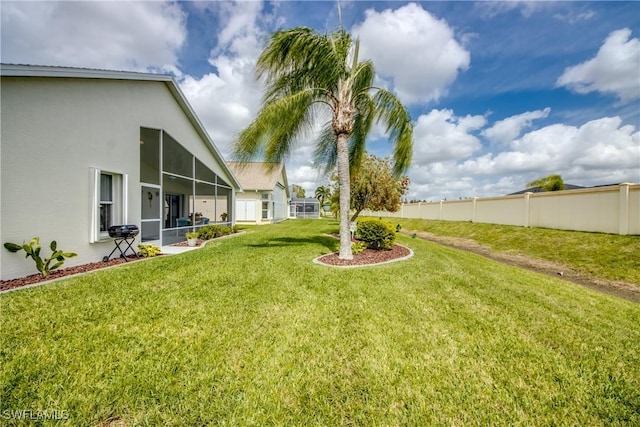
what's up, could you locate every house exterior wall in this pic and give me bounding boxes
[1,76,237,280]
[273,184,288,222]
[362,183,639,235]
[234,168,289,225]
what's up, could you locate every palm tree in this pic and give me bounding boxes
[233,27,413,259]
[314,185,332,216]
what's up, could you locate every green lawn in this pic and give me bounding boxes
[1,219,639,425]
[392,218,640,285]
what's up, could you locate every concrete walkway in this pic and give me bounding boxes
[160,244,201,255]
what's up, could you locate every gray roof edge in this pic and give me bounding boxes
[0,63,173,82]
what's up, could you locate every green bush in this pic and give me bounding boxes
[138,243,161,257]
[197,225,235,240]
[356,219,396,250]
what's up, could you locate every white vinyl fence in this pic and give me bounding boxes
[362,183,640,235]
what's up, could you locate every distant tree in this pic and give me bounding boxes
[314,185,331,216]
[292,184,306,198]
[331,153,409,221]
[527,174,565,191]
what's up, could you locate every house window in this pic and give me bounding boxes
[91,168,127,242]
[100,173,113,233]
[261,193,271,219]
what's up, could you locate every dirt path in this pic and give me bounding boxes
[404,230,640,304]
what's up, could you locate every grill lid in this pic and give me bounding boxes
[108,225,139,238]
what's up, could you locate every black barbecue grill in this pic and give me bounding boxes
[103,225,140,262]
[108,225,139,238]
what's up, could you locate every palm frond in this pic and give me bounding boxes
[349,96,374,174]
[312,123,338,173]
[372,89,414,176]
[257,27,349,100]
[234,89,316,164]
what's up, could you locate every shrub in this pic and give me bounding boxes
[356,219,396,250]
[197,225,235,240]
[138,243,161,257]
[185,231,199,240]
[4,237,77,277]
[351,241,367,255]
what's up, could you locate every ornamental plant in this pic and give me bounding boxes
[197,225,235,240]
[137,243,161,257]
[356,219,396,250]
[351,241,367,255]
[4,237,77,277]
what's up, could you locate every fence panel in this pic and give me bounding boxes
[529,187,620,233]
[475,195,525,226]
[629,186,640,235]
[362,183,639,235]
[441,199,473,221]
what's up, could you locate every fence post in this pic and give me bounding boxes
[523,192,532,228]
[472,197,478,223]
[619,183,630,235]
[439,200,444,220]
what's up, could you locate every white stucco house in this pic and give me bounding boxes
[227,162,290,224]
[0,64,242,281]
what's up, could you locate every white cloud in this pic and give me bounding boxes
[405,113,639,200]
[352,2,470,105]
[556,28,640,102]
[459,116,639,182]
[553,10,595,25]
[475,1,550,19]
[412,109,485,163]
[179,1,267,156]
[0,1,186,75]
[481,108,551,146]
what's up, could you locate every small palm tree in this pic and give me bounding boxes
[314,185,332,216]
[234,27,413,259]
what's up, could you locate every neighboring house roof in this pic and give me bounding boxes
[0,63,242,190]
[508,184,585,195]
[227,162,290,196]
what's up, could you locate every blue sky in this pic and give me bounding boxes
[2,1,639,200]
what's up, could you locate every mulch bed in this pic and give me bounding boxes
[317,244,411,267]
[0,256,142,292]
[316,233,412,267]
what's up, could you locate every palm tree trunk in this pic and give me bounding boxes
[337,133,353,259]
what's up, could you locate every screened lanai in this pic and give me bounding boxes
[140,127,234,245]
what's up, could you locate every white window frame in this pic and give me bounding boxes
[90,167,128,243]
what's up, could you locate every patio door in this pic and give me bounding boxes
[140,184,162,245]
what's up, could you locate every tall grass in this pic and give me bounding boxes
[1,219,638,425]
